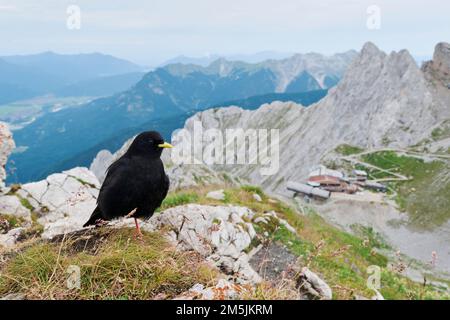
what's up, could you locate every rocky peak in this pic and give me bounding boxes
[424,42,450,84]
[168,42,449,194]
[359,41,386,60]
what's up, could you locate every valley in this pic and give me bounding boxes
[5,51,351,184]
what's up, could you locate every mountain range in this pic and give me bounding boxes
[161,51,296,66]
[7,50,356,183]
[0,52,146,104]
[175,42,450,192]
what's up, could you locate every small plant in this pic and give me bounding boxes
[158,193,199,211]
[335,144,364,156]
[241,185,265,198]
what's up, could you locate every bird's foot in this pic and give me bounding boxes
[133,217,144,242]
[133,230,144,242]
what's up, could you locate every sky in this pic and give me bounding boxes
[0,0,449,66]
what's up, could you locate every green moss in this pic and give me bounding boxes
[431,122,450,141]
[335,144,365,156]
[157,193,199,211]
[0,214,25,229]
[240,185,266,198]
[222,173,233,184]
[74,178,97,188]
[18,196,34,211]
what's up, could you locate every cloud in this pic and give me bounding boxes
[0,0,448,65]
[0,5,17,11]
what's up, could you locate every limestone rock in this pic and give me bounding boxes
[0,195,31,220]
[0,227,25,248]
[89,150,114,183]
[170,42,450,194]
[0,293,25,300]
[206,189,225,201]
[179,279,241,300]
[423,42,450,84]
[298,267,332,300]
[17,167,100,239]
[0,122,15,188]
[138,204,260,284]
[252,193,262,202]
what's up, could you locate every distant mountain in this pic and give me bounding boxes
[161,51,294,66]
[176,42,450,194]
[7,50,356,183]
[163,50,358,92]
[285,71,321,92]
[54,72,146,97]
[2,52,144,83]
[161,55,221,67]
[212,89,328,110]
[0,58,63,103]
[0,53,146,105]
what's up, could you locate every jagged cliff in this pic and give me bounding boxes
[167,42,450,193]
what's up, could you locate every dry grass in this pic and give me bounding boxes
[0,228,217,300]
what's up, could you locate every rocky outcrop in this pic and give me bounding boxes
[297,267,333,300]
[138,204,261,284]
[0,167,100,246]
[168,42,450,193]
[423,42,450,85]
[0,195,31,220]
[0,122,15,188]
[89,150,113,184]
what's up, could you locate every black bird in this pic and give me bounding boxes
[83,131,173,237]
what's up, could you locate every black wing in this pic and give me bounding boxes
[96,157,145,219]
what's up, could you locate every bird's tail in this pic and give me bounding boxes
[83,206,102,227]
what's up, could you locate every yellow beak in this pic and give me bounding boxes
[158,142,173,149]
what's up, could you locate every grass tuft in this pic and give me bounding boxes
[0,228,216,299]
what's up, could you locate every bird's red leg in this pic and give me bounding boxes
[134,218,143,240]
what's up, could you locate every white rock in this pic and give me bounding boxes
[89,150,114,183]
[46,173,67,187]
[252,193,262,202]
[0,227,25,248]
[63,167,101,188]
[141,204,260,284]
[16,167,100,240]
[299,267,332,300]
[0,122,15,187]
[0,195,31,220]
[206,190,225,201]
[0,293,25,300]
[21,180,48,202]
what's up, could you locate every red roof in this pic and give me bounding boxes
[308,175,341,186]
